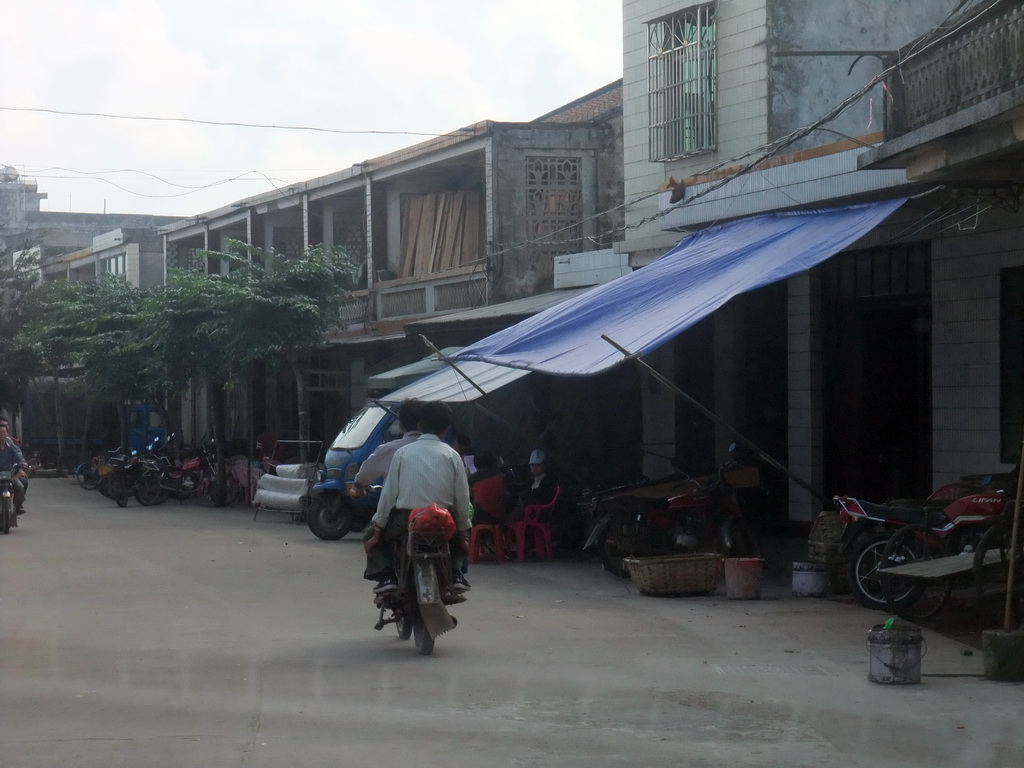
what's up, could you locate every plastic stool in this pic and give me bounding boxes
[469,524,507,564]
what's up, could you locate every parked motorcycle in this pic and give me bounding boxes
[96,446,148,507]
[372,503,463,656]
[584,451,761,578]
[835,485,1008,611]
[135,441,238,506]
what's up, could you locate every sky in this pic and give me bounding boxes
[2,0,623,218]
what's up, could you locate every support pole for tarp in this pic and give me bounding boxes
[601,334,828,502]
[1005,437,1024,631]
[419,335,488,398]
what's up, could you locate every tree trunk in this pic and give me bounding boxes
[209,380,228,506]
[79,400,94,464]
[52,369,65,475]
[290,358,309,463]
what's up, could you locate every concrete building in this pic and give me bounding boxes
[60,228,168,288]
[0,166,180,276]
[159,83,624,449]
[617,0,1024,525]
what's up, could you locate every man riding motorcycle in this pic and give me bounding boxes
[362,401,472,595]
[0,422,29,515]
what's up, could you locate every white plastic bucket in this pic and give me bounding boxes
[792,561,827,597]
[867,625,924,684]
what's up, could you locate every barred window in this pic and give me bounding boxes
[525,156,582,259]
[648,4,717,161]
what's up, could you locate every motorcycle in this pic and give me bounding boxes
[96,446,148,507]
[584,451,761,578]
[835,484,1008,611]
[135,441,239,506]
[0,465,27,534]
[372,503,464,656]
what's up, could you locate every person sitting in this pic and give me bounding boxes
[513,449,559,521]
[349,398,423,498]
[468,452,508,526]
[453,433,476,475]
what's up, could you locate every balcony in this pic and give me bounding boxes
[337,266,487,329]
[886,1,1024,138]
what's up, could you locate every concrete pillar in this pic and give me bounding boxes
[321,203,334,251]
[302,193,310,251]
[788,272,825,523]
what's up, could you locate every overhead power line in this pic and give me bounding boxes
[0,105,461,138]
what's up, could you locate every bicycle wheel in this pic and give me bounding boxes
[881,524,952,620]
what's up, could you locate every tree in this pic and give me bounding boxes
[20,276,156,470]
[0,238,41,419]
[142,241,354,465]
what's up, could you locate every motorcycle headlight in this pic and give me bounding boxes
[344,462,360,482]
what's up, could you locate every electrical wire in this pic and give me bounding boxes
[0,105,463,138]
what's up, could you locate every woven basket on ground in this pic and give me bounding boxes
[808,510,849,594]
[624,553,722,597]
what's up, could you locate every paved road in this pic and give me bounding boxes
[0,478,1021,767]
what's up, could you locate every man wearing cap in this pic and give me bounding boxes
[520,448,558,511]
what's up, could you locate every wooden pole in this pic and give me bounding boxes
[601,334,828,502]
[1004,437,1024,631]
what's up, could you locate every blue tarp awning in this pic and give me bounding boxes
[450,199,905,376]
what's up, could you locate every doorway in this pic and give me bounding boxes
[822,243,932,500]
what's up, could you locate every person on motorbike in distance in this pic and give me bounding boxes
[362,400,472,594]
[349,398,423,499]
[0,422,29,515]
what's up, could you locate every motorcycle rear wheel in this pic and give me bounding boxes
[135,473,169,506]
[880,524,950,620]
[848,531,905,610]
[413,619,435,655]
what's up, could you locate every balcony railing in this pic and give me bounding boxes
[336,267,487,329]
[887,0,1024,137]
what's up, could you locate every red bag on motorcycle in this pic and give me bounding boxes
[408,503,456,538]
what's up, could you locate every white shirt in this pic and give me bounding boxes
[372,434,472,531]
[353,430,421,487]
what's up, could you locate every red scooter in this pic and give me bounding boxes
[835,484,1007,610]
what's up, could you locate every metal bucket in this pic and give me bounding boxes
[792,561,827,597]
[867,625,924,684]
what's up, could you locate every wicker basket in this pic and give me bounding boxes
[624,553,722,597]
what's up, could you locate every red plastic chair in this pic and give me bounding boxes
[510,486,560,561]
[469,524,508,564]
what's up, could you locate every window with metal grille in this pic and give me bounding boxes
[525,156,582,259]
[648,4,717,161]
[821,242,930,300]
